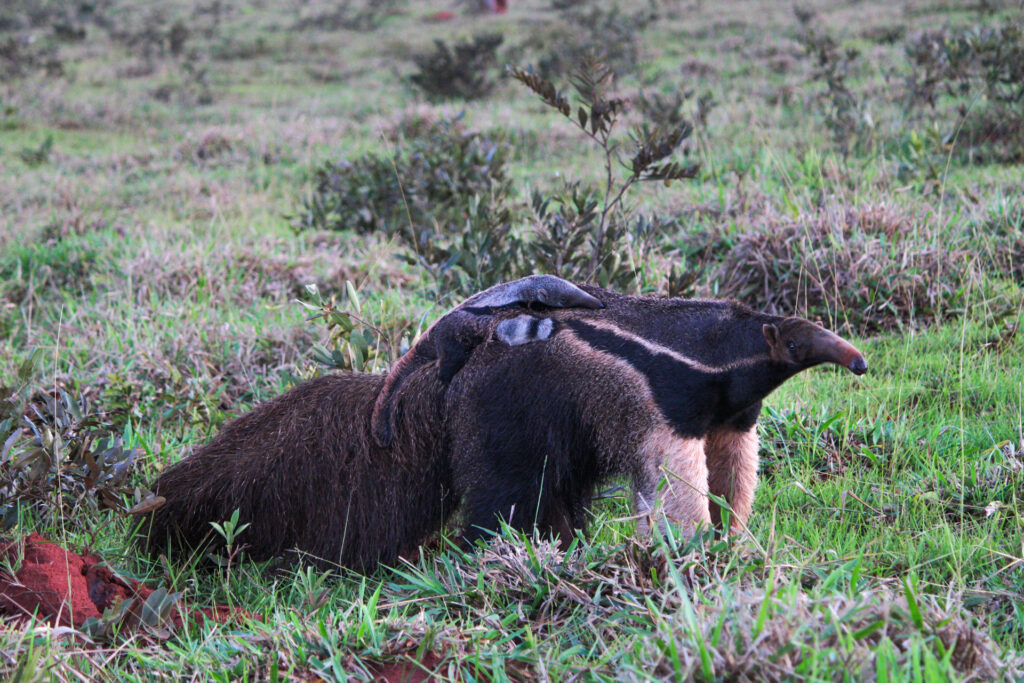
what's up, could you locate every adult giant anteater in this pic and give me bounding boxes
[443,285,867,545]
[140,279,865,569]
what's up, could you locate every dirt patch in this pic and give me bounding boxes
[0,533,243,631]
[369,651,445,683]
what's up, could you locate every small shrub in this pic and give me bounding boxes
[509,53,699,290]
[168,20,189,56]
[522,4,655,79]
[797,24,871,155]
[296,117,511,243]
[409,33,504,102]
[151,54,215,105]
[906,22,1024,109]
[1,353,138,529]
[905,20,1024,163]
[16,134,54,167]
[0,34,63,79]
[107,9,175,64]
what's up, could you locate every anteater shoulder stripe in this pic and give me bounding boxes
[564,319,712,438]
[568,318,771,373]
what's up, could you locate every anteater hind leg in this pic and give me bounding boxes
[635,426,711,538]
[704,423,759,532]
[460,474,567,548]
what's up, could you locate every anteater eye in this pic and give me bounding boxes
[787,341,796,351]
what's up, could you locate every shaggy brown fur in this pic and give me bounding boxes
[140,276,601,570]
[140,368,453,571]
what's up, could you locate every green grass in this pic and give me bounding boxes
[2,0,1023,679]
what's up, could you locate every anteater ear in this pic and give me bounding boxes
[762,323,780,348]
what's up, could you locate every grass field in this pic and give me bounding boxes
[1,0,1023,679]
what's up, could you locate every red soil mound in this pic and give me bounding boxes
[370,651,445,683]
[0,533,243,630]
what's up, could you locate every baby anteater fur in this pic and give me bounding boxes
[371,275,602,448]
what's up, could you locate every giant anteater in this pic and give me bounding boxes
[139,279,865,569]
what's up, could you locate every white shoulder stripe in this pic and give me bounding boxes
[495,315,556,347]
[576,319,769,373]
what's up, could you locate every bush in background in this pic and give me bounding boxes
[521,3,655,79]
[409,33,504,102]
[905,19,1024,164]
[700,203,1021,335]
[297,117,511,243]
[510,53,699,290]
[1,352,138,531]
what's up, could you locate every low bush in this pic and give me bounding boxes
[510,53,699,291]
[0,34,63,79]
[797,24,871,155]
[297,117,511,245]
[1,353,138,530]
[698,203,1018,334]
[151,54,215,105]
[408,33,504,102]
[905,19,1024,164]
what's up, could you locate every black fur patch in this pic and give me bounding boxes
[458,305,498,316]
[565,320,717,438]
[528,317,541,338]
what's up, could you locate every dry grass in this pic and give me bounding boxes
[379,534,1024,681]
[694,201,1015,334]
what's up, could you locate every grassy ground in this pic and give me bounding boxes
[1,0,1023,679]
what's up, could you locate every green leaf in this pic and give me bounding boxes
[903,574,924,630]
[345,280,361,313]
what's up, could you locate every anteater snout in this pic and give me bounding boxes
[848,356,868,375]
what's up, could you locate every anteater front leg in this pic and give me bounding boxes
[704,412,760,532]
[635,426,711,538]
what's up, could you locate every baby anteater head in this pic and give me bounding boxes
[460,274,604,311]
[762,318,867,375]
